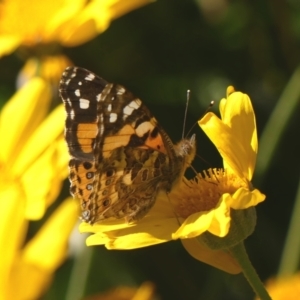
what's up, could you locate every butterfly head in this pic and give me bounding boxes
[174,134,196,167]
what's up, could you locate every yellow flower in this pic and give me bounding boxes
[0,77,68,220]
[0,196,78,300]
[79,86,265,274]
[172,86,265,242]
[0,0,153,57]
[199,86,257,186]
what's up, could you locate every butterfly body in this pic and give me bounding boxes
[59,67,195,223]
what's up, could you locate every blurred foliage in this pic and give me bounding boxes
[1,0,299,299]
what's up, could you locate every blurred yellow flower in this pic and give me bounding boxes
[0,77,68,219]
[0,0,153,57]
[17,55,73,89]
[254,273,300,300]
[1,0,153,87]
[83,281,155,300]
[79,87,264,274]
[0,197,78,300]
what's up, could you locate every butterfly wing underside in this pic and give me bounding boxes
[59,67,185,223]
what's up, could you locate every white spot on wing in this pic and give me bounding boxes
[75,89,80,97]
[99,124,104,135]
[99,114,104,135]
[123,99,142,120]
[136,121,155,137]
[109,113,117,123]
[107,104,112,111]
[78,81,82,85]
[66,98,72,106]
[116,86,125,95]
[85,73,95,81]
[79,98,90,109]
[96,93,102,102]
[70,109,75,120]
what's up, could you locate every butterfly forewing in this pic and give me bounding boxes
[59,66,196,224]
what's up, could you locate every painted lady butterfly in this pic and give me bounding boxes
[59,67,196,224]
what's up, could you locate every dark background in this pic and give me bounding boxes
[1,0,299,299]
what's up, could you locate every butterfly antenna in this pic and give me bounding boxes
[185,100,215,138]
[182,90,191,139]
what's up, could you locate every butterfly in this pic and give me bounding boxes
[59,66,196,224]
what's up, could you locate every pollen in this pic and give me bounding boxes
[170,168,246,219]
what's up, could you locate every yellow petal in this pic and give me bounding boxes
[0,35,21,57]
[8,259,53,300]
[21,197,77,268]
[221,91,257,179]
[0,78,51,164]
[199,89,257,181]
[20,141,66,219]
[199,112,252,181]
[84,217,178,249]
[7,198,77,300]
[55,3,110,46]
[172,191,231,239]
[181,238,241,274]
[0,186,27,299]
[12,105,65,175]
[47,0,93,46]
[229,187,266,209]
[17,55,72,87]
[56,0,152,47]
[263,273,300,300]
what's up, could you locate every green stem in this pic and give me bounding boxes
[255,65,300,185]
[278,177,300,276]
[65,237,94,300]
[229,242,272,300]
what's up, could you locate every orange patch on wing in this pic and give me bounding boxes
[135,120,167,154]
[77,139,93,153]
[77,123,98,138]
[103,124,134,157]
[143,132,167,154]
[77,123,98,153]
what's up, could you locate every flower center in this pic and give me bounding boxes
[170,168,246,219]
